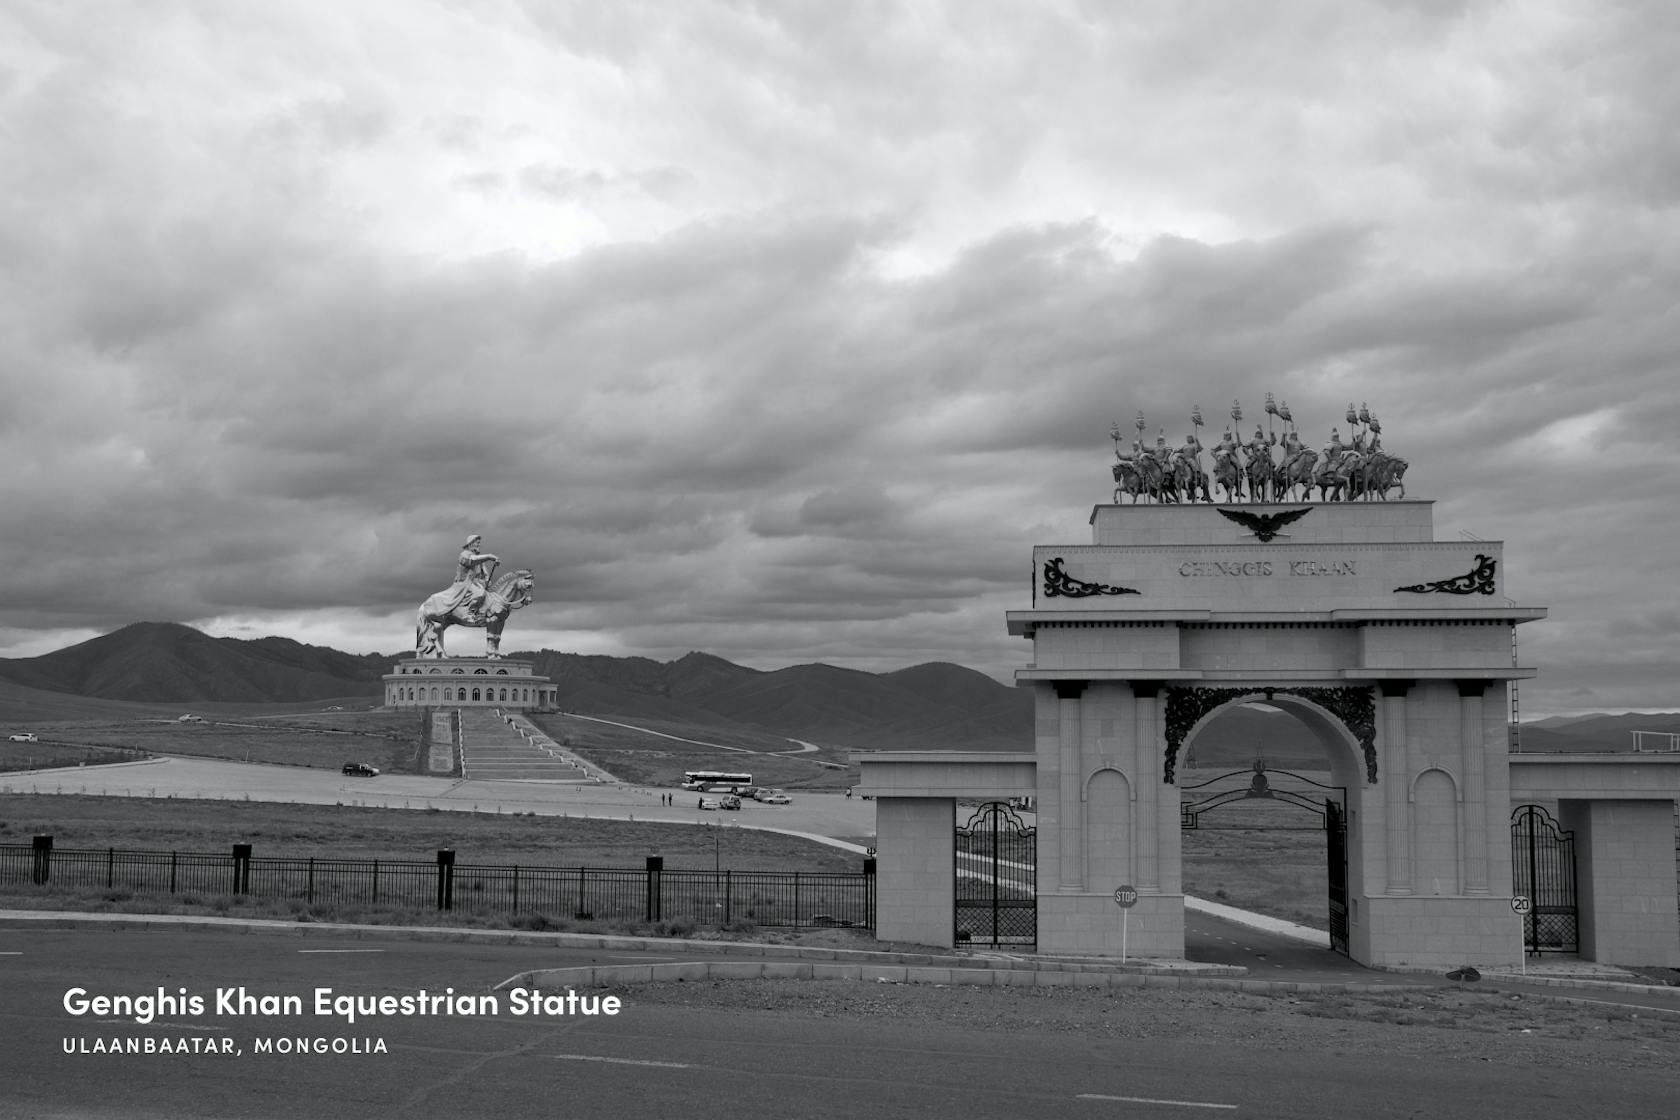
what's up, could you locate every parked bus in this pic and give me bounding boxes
[681,769,753,792]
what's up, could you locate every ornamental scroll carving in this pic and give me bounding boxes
[1042,557,1140,599]
[1394,554,1497,596]
[1162,686,1378,786]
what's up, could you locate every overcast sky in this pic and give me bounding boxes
[2,1,1675,716]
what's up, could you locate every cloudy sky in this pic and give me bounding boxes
[2,1,1675,716]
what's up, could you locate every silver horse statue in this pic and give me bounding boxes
[415,564,534,658]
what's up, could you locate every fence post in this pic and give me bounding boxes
[232,843,252,896]
[169,851,178,894]
[31,835,51,885]
[576,867,588,919]
[645,856,663,922]
[372,859,379,905]
[436,849,455,911]
[307,857,315,904]
[793,870,801,927]
[106,847,115,890]
[511,865,519,913]
[863,858,877,929]
[724,869,732,926]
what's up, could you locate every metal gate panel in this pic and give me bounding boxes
[1326,799,1349,956]
[954,802,1036,946]
[1511,805,1578,954]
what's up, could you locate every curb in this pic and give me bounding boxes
[501,959,1426,995]
[0,910,1232,975]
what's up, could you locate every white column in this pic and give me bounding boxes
[1382,681,1413,895]
[1056,681,1086,891]
[1458,680,1489,895]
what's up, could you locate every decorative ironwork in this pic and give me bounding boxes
[1179,761,1345,830]
[1042,557,1139,599]
[1215,506,1312,542]
[1511,805,1578,955]
[1163,686,1377,785]
[954,802,1036,946]
[1395,554,1497,596]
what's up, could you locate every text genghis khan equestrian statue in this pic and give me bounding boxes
[1110,397,1409,505]
[415,535,534,658]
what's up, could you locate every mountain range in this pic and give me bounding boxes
[1,623,1671,757]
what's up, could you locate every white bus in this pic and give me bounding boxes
[681,770,754,792]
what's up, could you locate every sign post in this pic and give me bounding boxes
[1113,885,1139,963]
[1511,895,1532,976]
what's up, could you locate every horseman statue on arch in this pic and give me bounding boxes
[1110,395,1407,504]
[415,534,535,658]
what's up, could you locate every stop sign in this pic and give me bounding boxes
[1113,885,1139,908]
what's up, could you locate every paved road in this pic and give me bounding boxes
[6,924,1680,1120]
[0,755,878,848]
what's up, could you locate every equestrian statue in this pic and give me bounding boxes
[415,534,535,658]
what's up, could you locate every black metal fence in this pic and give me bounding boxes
[1,836,875,930]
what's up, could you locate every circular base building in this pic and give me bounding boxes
[383,657,557,711]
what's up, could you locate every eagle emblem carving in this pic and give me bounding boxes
[1215,506,1313,542]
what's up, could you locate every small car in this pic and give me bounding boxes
[697,797,722,810]
[177,714,205,723]
[758,792,791,805]
[341,762,380,777]
[719,795,742,810]
[7,733,37,742]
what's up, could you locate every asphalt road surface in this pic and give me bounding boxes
[6,924,1680,1120]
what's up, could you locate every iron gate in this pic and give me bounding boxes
[954,802,1036,946]
[1326,799,1349,956]
[1511,804,1578,954]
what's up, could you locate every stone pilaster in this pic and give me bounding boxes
[1380,680,1414,895]
[1457,679,1489,895]
[1055,681,1087,891]
[1131,681,1162,890]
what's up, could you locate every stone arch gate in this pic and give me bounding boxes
[859,500,1680,968]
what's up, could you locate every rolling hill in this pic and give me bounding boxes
[4,624,1672,757]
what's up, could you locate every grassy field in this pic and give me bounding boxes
[0,793,861,872]
[529,712,855,792]
[7,711,427,773]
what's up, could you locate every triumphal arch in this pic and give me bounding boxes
[860,402,1680,968]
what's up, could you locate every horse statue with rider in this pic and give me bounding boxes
[415,534,535,658]
[1111,397,1405,504]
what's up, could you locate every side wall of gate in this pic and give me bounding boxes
[859,753,1036,949]
[1512,755,1680,966]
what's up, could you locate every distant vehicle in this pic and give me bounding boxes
[681,769,753,793]
[757,791,791,805]
[177,714,205,723]
[697,797,722,811]
[7,733,37,743]
[322,705,343,711]
[719,795,742,811]
[341,762,380,777]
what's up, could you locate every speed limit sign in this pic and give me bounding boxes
[1511,895,1532,915]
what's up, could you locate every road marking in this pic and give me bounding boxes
[298,949,386,953]
[0,951,22,955]
[1078,1093,1237,1110]
[554,1054,692,1069]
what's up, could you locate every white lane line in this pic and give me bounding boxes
[298,949,386,953]
[0,951,22,955]
[554,1054,693,1069]
[1078,1093,1237,1110]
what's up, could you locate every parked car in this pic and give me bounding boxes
[177,714,205,723]
[697,797,722,810]
[719,795,742,810]
[758,791,791,805]
[341,762,380,777]
[7,733,37,743]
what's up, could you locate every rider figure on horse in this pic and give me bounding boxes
[450,535,499,624]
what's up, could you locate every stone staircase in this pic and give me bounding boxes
[458,709,593,782]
